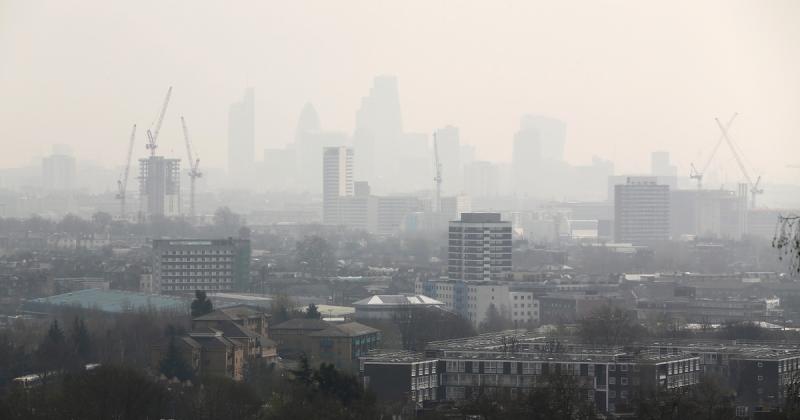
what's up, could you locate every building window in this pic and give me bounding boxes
[609,390,616,398]
[609,365,616,371]
[609,377,616,385]
[758,375,764,381]
[758,362,764,368]
[621,377,628,386]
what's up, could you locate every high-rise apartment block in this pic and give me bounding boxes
[323,146,354,225]
[614,176,670,244]
[152,239,251,293]
[448,213,512,282]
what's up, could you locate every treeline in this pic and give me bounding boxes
[0,206,246,238]
[0,307,189,390]
[0,357,380,419]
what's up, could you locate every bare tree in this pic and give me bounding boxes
[774,214,800,273]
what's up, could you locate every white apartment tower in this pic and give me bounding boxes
[448,213,512,282]
[323,146,354,225]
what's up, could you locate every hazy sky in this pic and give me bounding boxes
[2,0,799,184]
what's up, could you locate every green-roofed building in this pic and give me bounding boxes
[22,288,189,314]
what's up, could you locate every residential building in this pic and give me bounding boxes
[270,318,380,373]
[152,238,251,293]
[360,350,439,403]
[309,322,381,373]
[322,146,354,225]
[362,331,700,415]
[448,212,512,282]
[537,293,628,324]
[151,329,245,381]
[509,291,539,325]
[614,176,670,244]
[416,279,511,327]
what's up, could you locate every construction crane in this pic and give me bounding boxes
[432,132,442,213]
[689,113,738,189]
[116,124,137,219]
[146,86,172,157]
[715,117,763,208]
[181,116,202,221]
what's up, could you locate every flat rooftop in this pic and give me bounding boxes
[23,288,188,313]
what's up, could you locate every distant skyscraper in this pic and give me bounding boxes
[436,125,462,194]
[353,76,403,185]
[651,151,678,178]
[464,161,500,198]
[323,146,354,224]
[42,145,76,191]
[520,115,566,161]
[614,176,670,244]
[228,88,255,185]
[448,213,512,281]
[294,103,347,192]
[512,115,567,196]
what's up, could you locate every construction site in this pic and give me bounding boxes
[114,86,202,222]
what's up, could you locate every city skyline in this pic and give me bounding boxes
[2,1,799,185]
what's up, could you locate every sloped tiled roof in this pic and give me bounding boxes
[272,318,331,331]
[310,322,379,338]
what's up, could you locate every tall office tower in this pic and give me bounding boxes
[42,145,76,191]
[512,115,567,196]
[353,76,403,185]
[519,115,566,161]
[228,88,255,186]
[435,125,462,194]
[294,103,348,192]
[138,156,181,219]
[152,238,251,293]
[463,161,500,198]
[614,176,670,244]
[323,146,354,224]
[651,151,678,177]
[448,213,512,281]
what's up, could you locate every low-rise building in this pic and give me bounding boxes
[271,318,380,373]
[352,294,444,321]
[360,350,439,403]
[362,331,701,415]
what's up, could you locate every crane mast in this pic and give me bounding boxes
[116,124,137,219]
[690,113,737,189]
[146,86,172,157]
[714,117,763,208]
[181,116,202,221]
[433,132,443,213]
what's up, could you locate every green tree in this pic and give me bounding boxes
[159,337,194,381]
[305,303,322,319]
[35,320,75,375]
[191,290,213,317]
[70,317,92,364]
[213,206,242,236]
[480,303,512,333]
[296,235,336,275]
